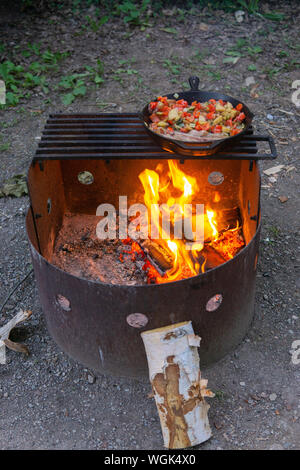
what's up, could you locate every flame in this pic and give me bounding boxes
[136,160,244,283]
[213,191,221,203]
[206,209,218,241]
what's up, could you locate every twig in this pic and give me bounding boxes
[0,269,34,315]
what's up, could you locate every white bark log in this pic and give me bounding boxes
[0,310,32,364]
[141,321,213,449]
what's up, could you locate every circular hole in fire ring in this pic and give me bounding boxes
[126,313,148,329]
[206,294,223,312]
[208,171,224,186]
[78,171,94,185]
[56,294,71,312]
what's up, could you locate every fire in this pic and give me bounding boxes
[206,209,218,241]
[135,160,245,283]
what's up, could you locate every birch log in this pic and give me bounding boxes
[141,321,213,449]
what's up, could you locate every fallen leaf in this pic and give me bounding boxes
[0,174,28,198]
[223,56,240,65]
[278,196,288,203]
[250,83,260,98]
[263,165,285,176]
[245,76,255,87]
[160,27,177,35]
[203,57,216,65]
[199,22,209,31]
[235,10,245,22]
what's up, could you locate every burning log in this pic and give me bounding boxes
[196,245,227,271]
[141,321,214,449]
[209,226,245,261]
[138,239,174,275]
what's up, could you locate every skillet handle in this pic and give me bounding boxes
[189,76,200,91]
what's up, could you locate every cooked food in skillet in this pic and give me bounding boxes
[147,96,246,142]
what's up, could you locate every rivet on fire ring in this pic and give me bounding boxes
[208,171,224,186]
[126,313,148,328]
[56,294,71,312]
[206,294,223,312]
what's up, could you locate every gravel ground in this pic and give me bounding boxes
[0,1,299,450]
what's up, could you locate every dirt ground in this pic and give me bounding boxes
[0,1,299,450]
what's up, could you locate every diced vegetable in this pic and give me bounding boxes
[148,96,246,140]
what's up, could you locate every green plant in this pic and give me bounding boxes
[237,0,259,14]
[269,226,280,238]
[247,45,263,57]
[0,142,10,152]
[115,0,151,27]
[163,58,181,76]
[84,14,108,32]
[58,59,105,105]
[58,75,87,105]
[0,44,69,107]
[214,390,226,400]
[206,68,221,81]
[112,58,139,85]
[248,64,257,71]
[223,39,263,65]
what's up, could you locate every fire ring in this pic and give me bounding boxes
[25,112,275,378]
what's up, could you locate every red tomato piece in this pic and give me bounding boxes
[150,113,160,123]
[236,112,246,121]
[213,125,222,133]
[176,99,188,107]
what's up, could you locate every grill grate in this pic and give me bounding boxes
[34,113,277,161]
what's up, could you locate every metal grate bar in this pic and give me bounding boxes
[33,113,277,161]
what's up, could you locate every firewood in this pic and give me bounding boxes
[141,321,213,449]
[0,310,32,364]
[138,239,174,275]
[197,245,227,271]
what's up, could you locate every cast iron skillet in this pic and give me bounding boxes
[141,76,254,156]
